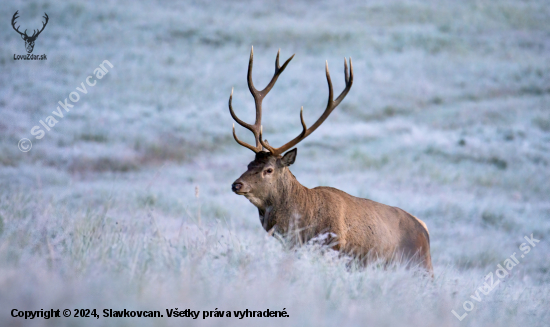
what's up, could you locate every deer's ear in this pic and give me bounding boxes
[280,148,297,167]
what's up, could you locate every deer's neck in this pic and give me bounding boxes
[258,169,309,232]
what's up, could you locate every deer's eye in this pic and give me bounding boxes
[265,168,273,174]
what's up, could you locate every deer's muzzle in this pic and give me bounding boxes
[231,182,244,193]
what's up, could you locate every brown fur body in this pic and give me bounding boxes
[233,151,433,274]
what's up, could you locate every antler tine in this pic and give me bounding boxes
[344,57,350,84]
[259,126,275,153]
[334,57,353,105]
[248,47,295,100]
[266,57,354,156]
[11,11,26,36]
[298,106,307,137]
[230,47,295,153]
[233,123,259,153]
[33,13,49,38]
[229,87,262,152]
[229,88,254,131]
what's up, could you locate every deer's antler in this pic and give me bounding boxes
[11,11,49,40]
[30,13,49,39]
[230,49,353,156]
[229,46,294,153]
[11,11,27,37]
[260,58,353,156]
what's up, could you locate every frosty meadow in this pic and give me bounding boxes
[19,60,113,150]
[1,1,549,326]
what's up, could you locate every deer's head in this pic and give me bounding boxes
[229,47,353,208]
[232,149,297,209]
[12,11,49,53]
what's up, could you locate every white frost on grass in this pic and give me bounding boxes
[0,0,549,326]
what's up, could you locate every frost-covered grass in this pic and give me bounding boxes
[1,0,549,326]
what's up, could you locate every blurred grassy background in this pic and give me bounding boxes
[0,0,549,326]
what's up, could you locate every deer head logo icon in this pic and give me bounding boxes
[11,11,49,54]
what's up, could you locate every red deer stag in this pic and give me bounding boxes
[229,47,432,274]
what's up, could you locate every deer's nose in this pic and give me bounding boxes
[232,182,243,193]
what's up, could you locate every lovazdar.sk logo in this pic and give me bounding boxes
[12,10,48,60]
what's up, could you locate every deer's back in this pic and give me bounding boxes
[309,186,430,263]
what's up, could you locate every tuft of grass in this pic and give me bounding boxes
[430,96,444,105]
[533,117,550,132]
[78,133,109,143]
[139,194,157,207]
[481,210,504,226]
[480,210,517,231]
[455,249,501,270]
[351,150,389,169]
[425,147,507,170]
[69,156,139,173]
[489,157,507,170]
[341,103,410,121]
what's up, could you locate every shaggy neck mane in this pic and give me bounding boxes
[259,168,309,232]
